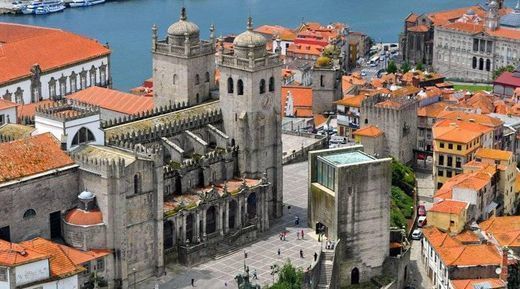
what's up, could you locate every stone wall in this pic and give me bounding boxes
[0,167,79,242]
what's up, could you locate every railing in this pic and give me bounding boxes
[154,41,214,56]
[218,53,281,70]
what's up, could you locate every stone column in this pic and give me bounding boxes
[181,214,187,244]
[202,208,207,240]
[236,197,242,229]
[263,189,270,230]
[194,210,200,242]
[218,204,224,236]
[244,194,249,224]
[224,200,229,234]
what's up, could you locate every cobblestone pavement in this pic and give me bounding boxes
[140,161,321,289]
[409,240,432,289]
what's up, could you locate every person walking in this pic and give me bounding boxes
[191,278,195,287]
[244,250,248,259]
[277,248,281,256]
[299,249,304,258]
[301,229,304,239]
[297,231,300,239]
[252,269,258,280]
[314,252,318,262]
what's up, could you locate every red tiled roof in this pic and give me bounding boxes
[0,239,48,267]
[494,72,520,87]
[66,86,154,115]
[429,199,468,215]
[408,25,429,32]
[0,133,75,183]
[335,94,366,108]
[57,245,110,266]
[281,86,313,117]
[0,22,110,84]
[451,279,506,289]
[20,238,85,278]
[17,100,54,120]
[0,99,17,110]
[254,25,296,41]
[64,208,103,226]
[353,125,383,137]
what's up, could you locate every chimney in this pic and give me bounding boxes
[500,247,509,281]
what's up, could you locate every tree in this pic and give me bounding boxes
[493,65,515,80]
[401,61,411,73]
[415,62,424,71]
[267,261,304,289]
[387,60,398,74]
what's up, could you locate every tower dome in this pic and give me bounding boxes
[233,16,267,59]
[78,190,95,201]
[167,7,200,46]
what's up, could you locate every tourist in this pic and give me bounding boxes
[295,215,300,225]
[301,229,304,239]
[252,269,258,279]
[300,249,304,258]
[277,248,281,256]
[191,278,195,287]
[244,250,248,259]
[297,231,300,239]
[314,252,318,262]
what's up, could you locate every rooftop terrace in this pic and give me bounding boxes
[319,150,375,166]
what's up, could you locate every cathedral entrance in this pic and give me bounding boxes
[186,214,194,242]
[247,193,257,219]
[206,206,216,234]
[351,267,360,284]
[228,200,237,229]
[49,211,62,240]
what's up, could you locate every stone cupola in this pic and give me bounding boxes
[167,7,200,46]
[232,16,268,59]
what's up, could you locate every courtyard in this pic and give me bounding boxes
[140,161,320,289]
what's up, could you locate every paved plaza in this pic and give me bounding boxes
[140,161,321,289]
[281,133,323,156]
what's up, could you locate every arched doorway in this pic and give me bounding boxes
[186,214,194,242]
[164,220,174,249]
[351,267,360,285]
[206,206,216,234]
[247,193,257,219]
[228,200,237,229]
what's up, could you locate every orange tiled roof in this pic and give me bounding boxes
[480,216,520,233]
[353,125,383,138]
[64,208,103,226]
[0,239,48,267]
[0,22,110,84]
[0,99,17,110]
[454,230,480,243]
[0,133,76,183]
[407,25,429,32]
[335,94,366,108]
[342,74,366,92]
[314,114,327,127]
[465,92,495,114]
[429,199,468,215]
[417,102,449,118]
[427,6,485,26]
[435,170,492,199]
[405,13,419,23]
[390,86,421,98]
[287,43,323,56]
[17,99,54,120]
[20,238,85,277]
[57,245,110,266]
[254,25,296,41]
[375,99,403,109]
[433,119,486,143]
[475,148,513,161]
[67,86,154,115]
[281,86,313,117]
[451,279,506,289]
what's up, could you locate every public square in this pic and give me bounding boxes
[140,161,321,289]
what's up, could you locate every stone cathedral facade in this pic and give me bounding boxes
[0,8,283,289]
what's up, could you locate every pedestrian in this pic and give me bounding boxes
[297,231,300,239]
[252,269,258,279]
[191,278,195,287]
[300,249,304,258]
[295,215,300,225]
[314,252,318,262]
[283,232,286,241]
[225,282,228,287]
[301,229,304,239]
[244,250,248,259]
[277,248,281,256]
[279,232,282,241]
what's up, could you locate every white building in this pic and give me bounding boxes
[0,23,111,105]
[0,100,17,126]
[433,2,520,82]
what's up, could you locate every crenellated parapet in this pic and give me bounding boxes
[163,145,237,177]
[101,101,189,129]
[70,152,126,178]
[106,108,222,146]
[35,99,100,122]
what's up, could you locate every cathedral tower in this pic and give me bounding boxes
[152,7,216,108]
[217,17,283,219]
[486,0,500,31]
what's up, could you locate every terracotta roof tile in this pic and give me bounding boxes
[0,22,110,84]
[475,148,513,161]
[64,208,103,226]
[17,100,55,120]
[353,125,383,138]
[451,279,506,289]
[0,133,75,183]
[407,25,429,32]
[429,199,468,215]
[67,86,154,115]
[432,119,485,143]
[281,86,313,117]
[335,94,367,108]
[417,102,449,118]
[0,99,17,110]
[0,239,48,267]
[254,25,296,41]
[57,245,110,266]
[437,110,503,127]
[20,238,85,277]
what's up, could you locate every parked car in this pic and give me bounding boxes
[417,216,427,228]
[411,229,422,240]
[418,205,426,216]
[361,70,367,76]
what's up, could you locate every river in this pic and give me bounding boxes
[0,0,515,91]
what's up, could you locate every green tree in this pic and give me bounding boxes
[493,65,516,80]
[387,60,398,74]
[268,261,304,289]
[415,62,424,71]
[391,159,416,196]
[401,61,411,73]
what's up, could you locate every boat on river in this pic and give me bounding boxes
[69,0,105,8]
[22,0,66,14]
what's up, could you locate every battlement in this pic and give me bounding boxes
[154,40,215,58]
[71,151,126,178]
[217,53,281,71]
[163,145,237,175]
[101,101,190,129]
[35,99,100,122]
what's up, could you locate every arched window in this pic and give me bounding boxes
[479,58,484,70]
[195,74,200,85]
[237,79,244,95]
[23,209,36,220]
[269,76,275,92]
[364,119,368,124]
[134,173,141,195]
[71,127,96,146]
[485,59,491,71]
[89,66,97,87]
[259,79,266,94]
[472,57,477,69]
[351,268,360,285]
[205,72,210,83]
[227,77,234,93]
[173,74,177,85]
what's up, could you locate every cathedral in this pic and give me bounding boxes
[0,8,283,289]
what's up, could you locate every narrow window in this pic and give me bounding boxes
[259,79,266,94]
[269,76,275,92]
[472,57,477,69]
[173,74,177,85]
[320,75,324,87]
[195,74,200,85]
[205,72,210,83]
[479,58,484,70]
[134,173,141,195]
[237,79,244,95]
[23,209,36,220]
[485,59,491,72]
[227,77,234,93]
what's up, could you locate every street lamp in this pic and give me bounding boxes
[132,268,137,289]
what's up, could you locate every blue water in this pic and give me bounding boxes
[0,0,516,91]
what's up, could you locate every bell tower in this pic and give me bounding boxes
[217,17,283,219]
[152,7,216,108]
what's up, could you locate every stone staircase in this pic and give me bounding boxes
[317,250,335,289]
